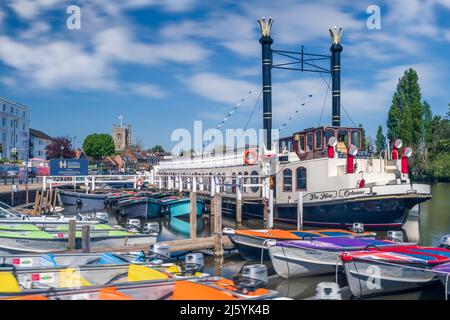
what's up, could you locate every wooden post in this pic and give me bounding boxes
[32,190,40,216]
[190,191,197,240]
[213,194,223,264]
[10,185,15,207]
[81,225,91,253]
[297,191,304,231]
[26,183,29,205]
[268,189,274,229]
[236,176,242,228]
[52,189,58,213]
[68,219,77,250]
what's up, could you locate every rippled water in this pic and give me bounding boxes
[63,183,450,300]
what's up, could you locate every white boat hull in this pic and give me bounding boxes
[269,245,340,278]
[344,260,438,298]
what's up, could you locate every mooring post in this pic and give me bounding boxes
[81,225,91,253]
[297,191,304,231]
[68,219,76,250]
[190,191,197,240]
[210,176,216,197]
[199,177,204,191]
[158,176,163,190]
[268,189,274,229]
[179,176,183,193]
[236,176,243,228]
[213,193,223,265]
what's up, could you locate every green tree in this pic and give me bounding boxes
[82,134,115,160]
[375,126,386,152]
[387,68,425,147]
[150,145,165,153]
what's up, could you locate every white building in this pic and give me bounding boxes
[0,98,30,160]
[29,128,53,160]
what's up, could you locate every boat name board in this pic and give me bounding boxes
[339,188,371,198]
[305,187,371,202]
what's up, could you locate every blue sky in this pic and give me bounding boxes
[0,0,449,150]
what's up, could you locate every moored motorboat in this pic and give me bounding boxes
[160,196,206,218]
[1,262,278,300]
[223,228,373,261]
[0,229,156,254]
[58,189,108,212]
[433,262,450,298]
[341,246,450,298]
[268,237,409,278]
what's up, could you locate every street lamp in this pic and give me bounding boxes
[60,145,64,160]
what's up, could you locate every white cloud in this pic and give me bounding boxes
[0,36,115,90]
[94,27,209,65]
[8,0,60,20]
[185,73,256,105]
[129,83,167,98]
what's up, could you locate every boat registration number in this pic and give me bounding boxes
[12,258,33,267]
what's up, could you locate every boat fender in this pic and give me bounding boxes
[244,149,258,166]
[76,198,83,210]
[358,179,366,188]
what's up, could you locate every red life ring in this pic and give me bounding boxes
[136,178,144,187]
[244,150,258,165]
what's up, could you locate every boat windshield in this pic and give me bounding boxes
[0,201,24,219]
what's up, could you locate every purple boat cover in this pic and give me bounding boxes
[433,262,450,273]
[277,237,400,252]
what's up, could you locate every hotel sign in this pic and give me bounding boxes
[50,159,88,176]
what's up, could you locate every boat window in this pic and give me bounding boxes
[299,135,305,153]
[351,130,362,149]
[337,129,349,153]
[325,129,335,146]
[283,168,292,192]
[296,167,307,190]
[243,171,249,192]
[250,171,259,193]
[306,132,313,152]
[315,130,323,150]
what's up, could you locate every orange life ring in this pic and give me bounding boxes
[244,149,258,165]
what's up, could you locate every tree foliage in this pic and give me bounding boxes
[46,136,75,159]
[375,126,386,153]
[150,145,165,153]
[82,134,115,160]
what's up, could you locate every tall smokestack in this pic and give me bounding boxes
[329,26,343,127]
[258,18,274,150]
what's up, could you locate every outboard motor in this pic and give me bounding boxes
[143,222,160,235]
[440,235,450,249]
[95,212,109,224]
[184,253,205,274]
[127,219,141,230]
[315,282,342,300]
[351,223,365,234]
[148,243,171,261]
[76,198,83,213]
[233,264,268,293]
[387,231,404,243]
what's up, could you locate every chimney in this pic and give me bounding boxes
[258,18,274,150]
[329,27,343,127]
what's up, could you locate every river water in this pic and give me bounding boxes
[66,183,450,300]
